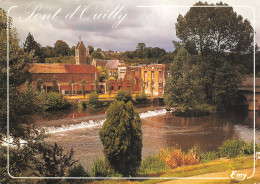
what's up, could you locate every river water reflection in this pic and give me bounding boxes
[36,106,260,169]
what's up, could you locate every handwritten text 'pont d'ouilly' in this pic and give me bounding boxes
[8,2,128,29]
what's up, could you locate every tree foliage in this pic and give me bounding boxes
[174,1,252,107]
[54,40,70,56]
[115,89,132,103]
[23,32,43,62]
[164,49,205,109]
[99,101,142,176]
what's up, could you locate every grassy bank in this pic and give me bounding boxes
[88,156,258,184]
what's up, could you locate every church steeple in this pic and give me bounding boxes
[75,39,89,65]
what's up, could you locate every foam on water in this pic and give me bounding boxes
[44,109,167,134]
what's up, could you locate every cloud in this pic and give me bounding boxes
[1,0,259,52]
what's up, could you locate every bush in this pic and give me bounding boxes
[218,139,246,158]
[138,155,169,174]
[81,101,87,109]
[91,159,110,177]
[173,104,216,117]
[160,145,200,169]
[200,151,219,163]
[99,101,142,176]
[135,93,147,104]
[88,92,99,108]
[67,164,90,184]
[165,106,171,112]
[43,92,71,110]
[115,89,132,103]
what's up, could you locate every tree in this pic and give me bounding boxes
[0,9,76,182]
[107,80,112,96]
[175,2,253,106]
[54,40,70,56]
[70,46,75,56]
[68,81,72,96]
[94,79,99,94]
[36,78,43,91]
[115,90,132,103]
[52,76,58,92]
[81,80,86,98]
[164,49,204,109]
[88,45,94,55]
[23,32,43,62]
[88,92,99,108]
[99,100,142,176]
[92,51,104,59]
[32,142,77,183]
[175,2,253,60]
[136,43,146,60]
[130,78,134,94]
[67,164,89,184]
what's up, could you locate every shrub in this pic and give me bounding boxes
[67,164,90,184]
[138,155,169,174]
[165,106,171,112]
[88,92,99,108]
[200,151,219,163]
[81,101,87,109]
[173,104,216,117]
[91,159,110,177]
[218,139,246,158]
[99,101,142,176]
[160,145,200,169]
[136,93,147,104]
[43,92,71,110]
[115,89,132,103]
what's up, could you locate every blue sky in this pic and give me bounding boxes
[1,0,259,52]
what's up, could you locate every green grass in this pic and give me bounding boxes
[87,157,257,184]
[138,155,170,175]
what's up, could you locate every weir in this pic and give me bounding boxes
[44,109,167,134]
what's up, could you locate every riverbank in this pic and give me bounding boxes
[88,156,259,184]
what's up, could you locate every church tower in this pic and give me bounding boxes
[75,39,89,65]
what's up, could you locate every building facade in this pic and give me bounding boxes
[75,40,89,65]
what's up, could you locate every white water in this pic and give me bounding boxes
[44,109,167,134]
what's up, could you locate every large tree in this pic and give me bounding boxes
[164,49,204,109]
[99,100,142,176]
[54,40,70,56]
[0,9,76,182]
[175,1,253,106]
[175,1,254,60]
[23,32,43,62]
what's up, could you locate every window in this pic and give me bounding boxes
[159,71,163,78]
[151,71,155,79]
[144,71,147,81]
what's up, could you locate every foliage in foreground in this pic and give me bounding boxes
[67,164,90,184]
[160,145,200,169]
[218,139,259,158]
[99,100,142,176]
[43,92,71,110]
[114,89,132,103]
[88,92,99,108]
[138,155,169,174]
[173,104,216,117]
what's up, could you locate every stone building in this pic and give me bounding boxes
[30,63,98,94]
[141,64,167,96]
[30,40,99,95]
[75,40,89,65]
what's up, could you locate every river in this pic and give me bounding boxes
[34,105,260,169]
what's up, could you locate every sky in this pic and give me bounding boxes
[1,0,260,52]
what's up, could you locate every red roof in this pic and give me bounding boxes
[30,64,97,74]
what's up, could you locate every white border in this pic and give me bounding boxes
[6,4,256,181]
